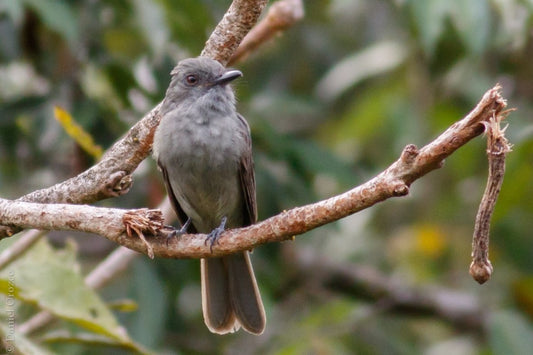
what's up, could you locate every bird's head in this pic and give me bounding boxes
[163,57,242,112]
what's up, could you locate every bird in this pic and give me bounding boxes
[152,57,266,335]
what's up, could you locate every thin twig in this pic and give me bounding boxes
[470,110,513,284]
[0,229,45,270]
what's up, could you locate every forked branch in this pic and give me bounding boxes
[0,86,508,259]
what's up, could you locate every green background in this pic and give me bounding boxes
[1,0,533,353]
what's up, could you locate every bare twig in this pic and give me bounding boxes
[0,85,509,260]
[228,0,304,65]
[470,110,513,284]
[2,207,161,336]
[84,247,140,289]
[17,311,55,336]
[0,230,45,270]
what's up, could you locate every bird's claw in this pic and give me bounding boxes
[166,218,191,246]
[205,217,227,253]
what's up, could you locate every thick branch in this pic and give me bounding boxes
[201,0,268,66]
[0,199,159,245]
[0,86,508,259]
[17,199,177,335]
[0,105,160,238]
[0,0,272,240]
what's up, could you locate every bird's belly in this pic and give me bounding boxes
[167,130,244,232]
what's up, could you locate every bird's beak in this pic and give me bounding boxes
[213,69,242,86]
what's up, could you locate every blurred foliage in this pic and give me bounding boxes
[54,106,103,159]
[1,0,533,353]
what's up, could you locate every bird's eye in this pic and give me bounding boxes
[185,75,198,85]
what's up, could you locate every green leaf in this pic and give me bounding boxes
[0,237,130,344]
[488,310,533,355]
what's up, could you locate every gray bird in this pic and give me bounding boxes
[152,57,266,335]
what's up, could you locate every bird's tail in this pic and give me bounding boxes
[201,252,265,335]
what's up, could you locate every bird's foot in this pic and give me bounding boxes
[205,216,227,253]
[166,218,191,245]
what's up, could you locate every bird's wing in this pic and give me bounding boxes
[158,162,198,233]
[237,113,257,226]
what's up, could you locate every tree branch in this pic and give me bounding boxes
[201,0,268,66]
[0,105,160,239]
[0,0,287,333]
[0,85,508,259]
[17,199,177,335]
[0,0,271,240]
[470,109,512,284]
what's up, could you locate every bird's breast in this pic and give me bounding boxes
[156,113,246,231]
